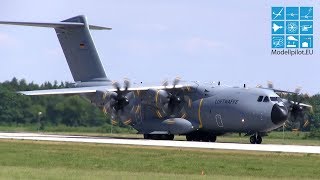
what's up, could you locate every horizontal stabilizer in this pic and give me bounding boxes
[0,21,111,30]
[0,15,111,82]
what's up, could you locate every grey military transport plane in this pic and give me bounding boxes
[0,15,311,144]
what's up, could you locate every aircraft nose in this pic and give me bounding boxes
[271,104,288,125]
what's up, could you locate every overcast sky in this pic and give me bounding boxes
[0,0,319,94]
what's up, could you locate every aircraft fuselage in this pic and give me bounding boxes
[87,82,288,143]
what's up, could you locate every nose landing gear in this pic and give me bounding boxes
[249,134,262,144]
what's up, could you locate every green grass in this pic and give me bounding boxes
[216,131,320,146]
[0,124,136,134]
[0,140,319,179]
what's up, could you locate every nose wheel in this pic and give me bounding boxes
[250,134,262,144]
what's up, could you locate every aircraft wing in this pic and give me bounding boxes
[19,87,98,96]
[18,84,187,96]
[272,89,297,94]
[288,101,313,109]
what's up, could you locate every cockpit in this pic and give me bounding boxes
[257,96,283,104]
[256,94,288,125]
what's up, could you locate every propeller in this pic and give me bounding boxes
[285,88,313,130]
[287,88,304,122]
[259,81,312,129]
[165,77,183,115]
[99,79,132,125]
[152,77,190,117]
[289,101,303,120]
[110,79,130,112]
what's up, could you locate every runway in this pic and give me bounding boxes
[0,132,320,154]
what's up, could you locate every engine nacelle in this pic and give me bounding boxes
[161,118,196,134]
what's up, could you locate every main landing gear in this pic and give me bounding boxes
[186,131,217,142]
[249,134,262,144]
[143,134,174,140]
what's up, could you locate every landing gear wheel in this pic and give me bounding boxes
[256,135,262,144]
[186,134,193,141]
[186,133,199,141]
[160,134,167,140]
[193,135,200,141]
[249,135,263,144]
[208,135,217,142]
[144,134,150,139]
[167,134,174,140]
[186,132,216,142]
[201,135,209,142]
[145,134,174,140]
[250,136,256,144]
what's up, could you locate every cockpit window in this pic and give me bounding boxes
[263,96,270,102]
[270,97,282,102]
[257,96,263,102]
[270,97,277,102]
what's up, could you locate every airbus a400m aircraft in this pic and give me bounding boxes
[0,15,311,144]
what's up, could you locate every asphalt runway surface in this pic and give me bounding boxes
[0,132,320,154]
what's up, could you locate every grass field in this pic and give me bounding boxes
[0,140,319,179]
[0,124,137,134]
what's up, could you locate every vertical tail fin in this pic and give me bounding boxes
[56,15,110,82]
[0,15,111,82]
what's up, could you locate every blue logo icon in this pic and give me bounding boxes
[272,35,285,48]
[286,21,299,34]
[286,7,299,20]
[300,7,313,20]
[300,21,313,34]
[272,21,284,34]
[272,7,284,20]
[300,36,313,48]
[271,6,313,49]
[286,35,299,48]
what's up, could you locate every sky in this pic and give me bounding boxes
[0,0,319,94]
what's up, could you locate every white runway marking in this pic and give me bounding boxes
[0,132,320,154]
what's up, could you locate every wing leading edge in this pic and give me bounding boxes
[18,84,187,96]
[19,87,98,96]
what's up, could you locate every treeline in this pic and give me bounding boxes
[0,78,108,127]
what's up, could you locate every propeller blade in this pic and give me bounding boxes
[124,78,130,91]
[184,95,192,108]
[267,81,273,89]
[112,81,121,91]
[180,106,188,119]
[162,79,169,87]
[173,77,181,88]
[294,86,302,94]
